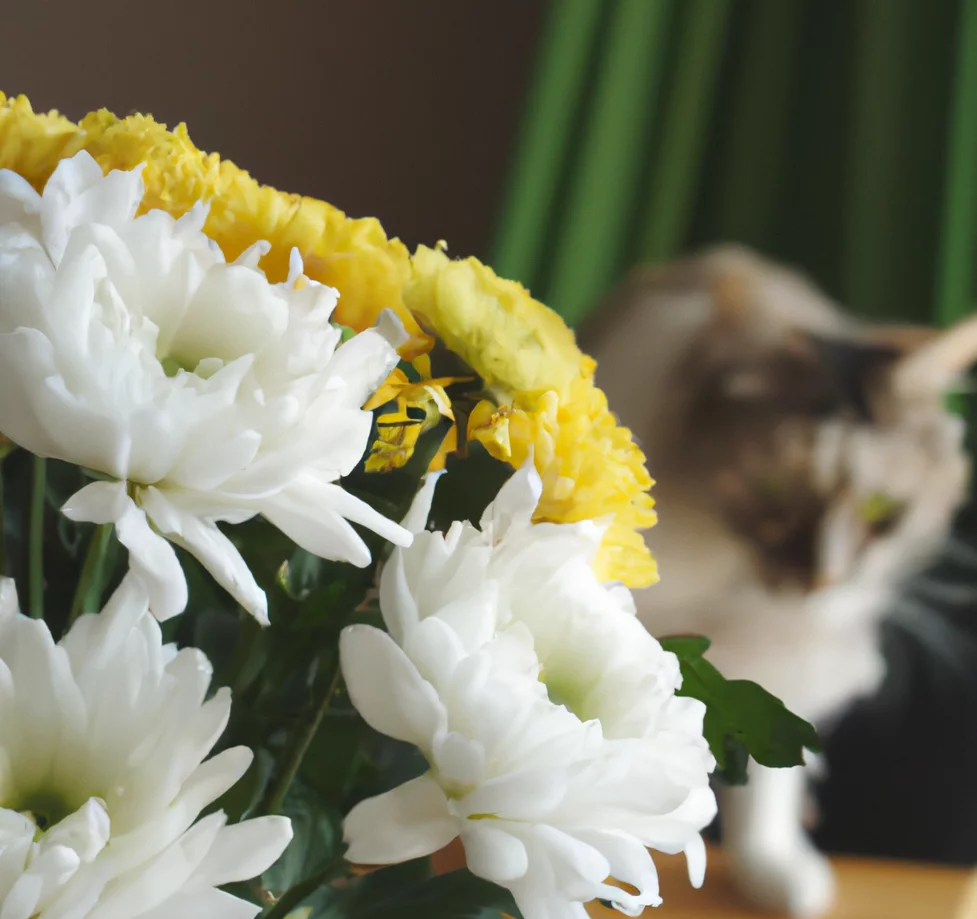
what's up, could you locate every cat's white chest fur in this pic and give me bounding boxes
[636,479,889,724]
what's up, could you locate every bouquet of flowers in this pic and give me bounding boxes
[0,93,818,919]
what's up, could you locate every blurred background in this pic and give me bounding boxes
[6,0,977,879]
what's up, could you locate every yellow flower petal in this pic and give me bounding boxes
[428,424,459,473]
[365,374,465,473]
[1,92,656,585]
[413,247,661,589]
[0,92,430,359]
[405,244,586,398]
[467,379,658,587]
[364,368,412,412]
[366,407,424,473]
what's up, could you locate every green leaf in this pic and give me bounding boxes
[294,859,434,919]
[263,779,343,900]
[345,867,520,919]
[278,550,325,602]
[208,747,275,823]
[660,635,821,784]
[428,446,513,532]
[290,579,369,632]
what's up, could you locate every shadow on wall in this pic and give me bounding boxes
[0,0,544,258]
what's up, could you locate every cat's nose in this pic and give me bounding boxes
[810,573,835,592]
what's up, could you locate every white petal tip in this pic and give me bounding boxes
[376,309,409,349]
[389,525,415,549]
[685,835,707,888]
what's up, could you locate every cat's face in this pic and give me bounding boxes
[586,245,977,601]
[685,340,967,594]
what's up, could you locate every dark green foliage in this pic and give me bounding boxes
[661,636,821,785]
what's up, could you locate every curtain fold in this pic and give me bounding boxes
[491,0,974,331]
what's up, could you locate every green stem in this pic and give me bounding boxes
[28,455,46,619]
[263,856,347,919]
[262,664,344,816]
[68,523,114,625]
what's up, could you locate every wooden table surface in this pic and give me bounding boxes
[588,846,977,919]
[434,841,977,919]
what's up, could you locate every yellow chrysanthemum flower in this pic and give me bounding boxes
[363,369,463,473]
[0,92,430,361]
[406,243,586,398]
[0,93,656,584]
[406,245,658,588]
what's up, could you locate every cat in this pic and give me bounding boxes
[583,245,977,916]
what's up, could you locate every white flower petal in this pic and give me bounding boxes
[375,308,409,350]
[0,813,33,905]
[684,832,707,888]
[310,482,412,549]
[89,812,227,919]
[167,429,262,493]
[0,330,65,461]
[113,498,188,621]
[573,829,662,911]
[460,825,529,883]
[188,816,293,888]
[323,326,400,411]
[0,578,19,638]
[456,769,568,823]
[261,488,370,568]
[355,441,717,919]
[61,480,130,525]
[139,488,267,625]
[261,475,411,570]
[42,799,110,864]
[520,825,611,901]
[401,471,444,534]
[66,485,188,622]
[402,616,468,689]
[0,151,407,617]
[432,731,485,789]
[378,549,420,646]
[479,459,542,537]
[135,888,262,919]
[343,775,456,865]
[1,846,79,919]
[340,626,446,749]
[0,590,289,919]
[0,168,41,226]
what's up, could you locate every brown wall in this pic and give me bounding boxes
[0,0,544,258]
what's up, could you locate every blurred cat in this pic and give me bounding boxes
[584,245,977,916]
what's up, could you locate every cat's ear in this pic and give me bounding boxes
[809,337,902,419]
[890,314,977,399]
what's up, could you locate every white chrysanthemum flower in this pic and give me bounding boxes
[0,151,412,623]
[340,464,716,919]
[0,574,292,919]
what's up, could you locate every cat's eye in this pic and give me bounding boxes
[857,492,904,535]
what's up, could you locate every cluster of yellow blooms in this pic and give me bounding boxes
[0,92,657,587]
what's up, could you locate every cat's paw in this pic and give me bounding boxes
[727,839,835,917]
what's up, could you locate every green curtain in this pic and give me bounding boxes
[490,0,977,332]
